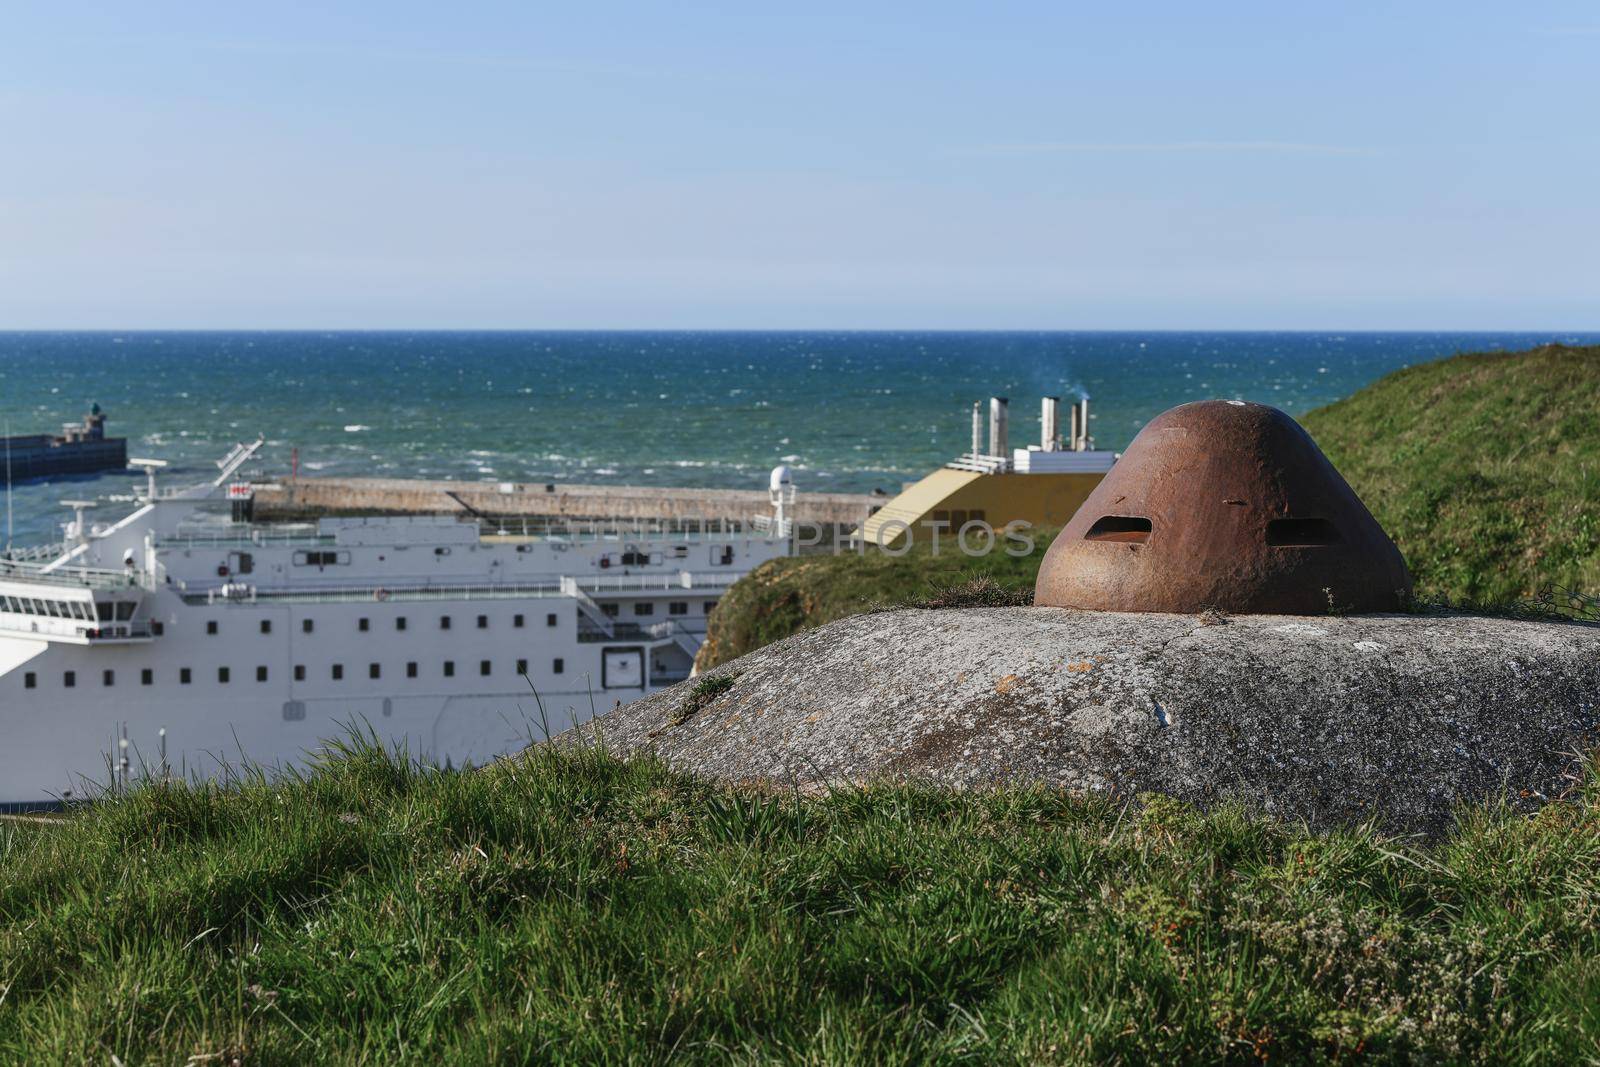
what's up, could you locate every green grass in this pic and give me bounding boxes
[3,734,1600,1063]
[700,343,1600,668]
[671,672,738,726]
[697,532,1056,669]
[1302,342,1600,603]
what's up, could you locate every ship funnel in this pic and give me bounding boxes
[988,397,1009,459]
[1041,396,1060,452]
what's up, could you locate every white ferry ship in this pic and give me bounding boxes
[0,442,795,807]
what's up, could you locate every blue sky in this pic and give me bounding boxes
[1,2,1596,328]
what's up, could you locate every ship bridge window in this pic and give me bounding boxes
[294,551,348,567]
[620,550,649,567]
[634,602,654,617]
[116,602,135,622]
[95,600,113,621]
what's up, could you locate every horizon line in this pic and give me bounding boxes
[1,327,1598,335]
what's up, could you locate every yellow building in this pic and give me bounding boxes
[854,396,1117,548]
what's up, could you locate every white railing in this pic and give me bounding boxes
[560,576,615,637]
[1,558,152,592]
[171,568,746,607]
[945,454,1010,474]
[577,570,743,593]
[1,542,68,563]
[0,612,154,643]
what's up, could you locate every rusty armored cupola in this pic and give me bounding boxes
[1034,400,1411,615]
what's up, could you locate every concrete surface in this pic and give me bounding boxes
[564,607,1600,836]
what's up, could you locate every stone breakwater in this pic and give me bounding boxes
[564,607,1600,836]
[256,476,879,528]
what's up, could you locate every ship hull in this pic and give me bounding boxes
[3,436,129,481]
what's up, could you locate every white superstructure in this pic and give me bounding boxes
[0,442,793,806]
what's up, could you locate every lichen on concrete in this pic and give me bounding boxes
[563,607,1600,836]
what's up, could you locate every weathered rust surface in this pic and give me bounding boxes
[1034,400,1411,614]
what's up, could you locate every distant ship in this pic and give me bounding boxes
[0,440,796,807]
[2,405,128,482]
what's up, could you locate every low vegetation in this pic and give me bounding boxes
[1304,342,1600,603]
[696,532,1056,669]
[700,342,1600,668]
[3,736,1599,1063]
[670,672,737,726]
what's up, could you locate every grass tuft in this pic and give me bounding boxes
[4,734,1600,1061]
[670,673,738,727]
[887,573,1037,611]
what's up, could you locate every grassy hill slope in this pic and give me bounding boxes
[700,343,1600,668]
[1302,342,1600,603]
[4,740,1599,1062]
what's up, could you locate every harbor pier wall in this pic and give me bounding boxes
[254,476,881,529]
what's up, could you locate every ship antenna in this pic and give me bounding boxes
[4,417,12,552]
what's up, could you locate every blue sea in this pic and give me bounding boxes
[3,331,1595,547]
